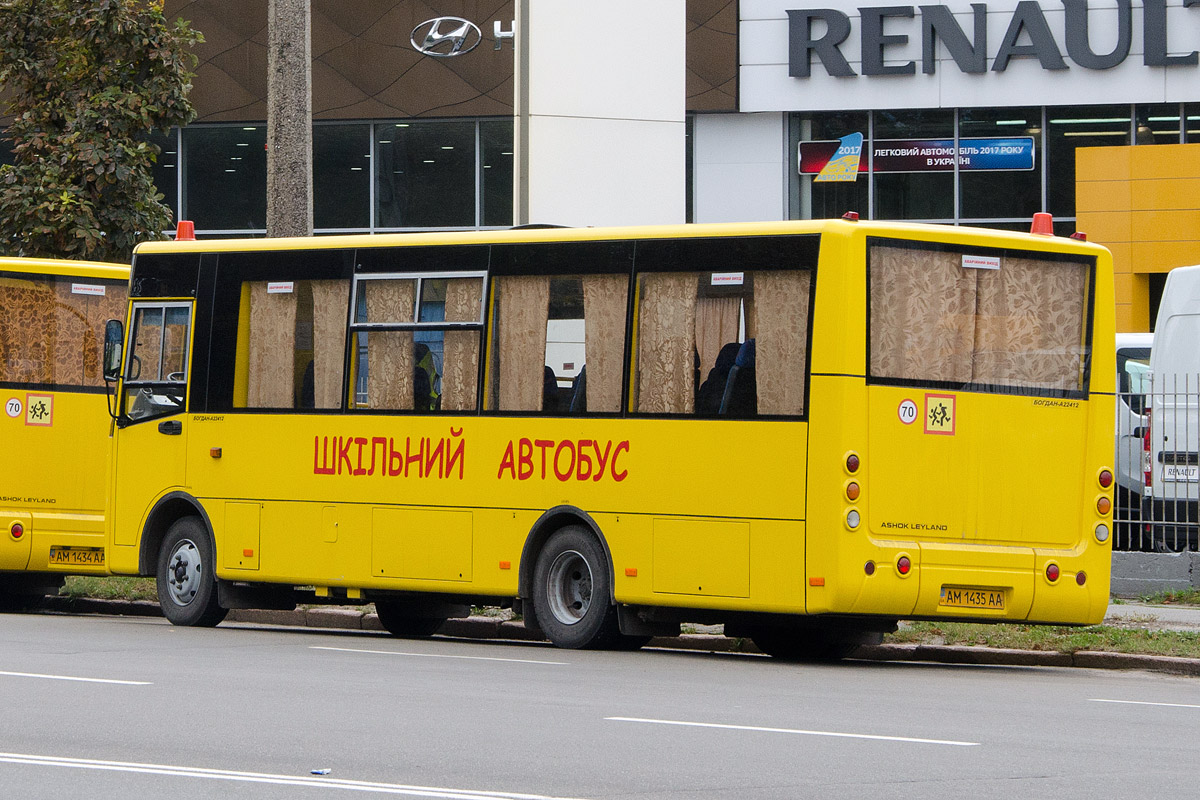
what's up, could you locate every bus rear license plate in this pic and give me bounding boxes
[940,587,1004,610]
[48,547,105,567]
[1163,465,1199,482]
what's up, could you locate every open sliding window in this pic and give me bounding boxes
[350,271,486,412]
[867,238,1094,397]
[631,235,817,418]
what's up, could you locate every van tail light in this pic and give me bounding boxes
[1143,409,1152,489]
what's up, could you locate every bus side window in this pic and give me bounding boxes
[240,279,350,410]
[490,274,627,414]
[633,269,810,417]
[351,276,482,412]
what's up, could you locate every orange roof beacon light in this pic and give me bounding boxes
[1030,212,1054,235]
[176,220,196,241]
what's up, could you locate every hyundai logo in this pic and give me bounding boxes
[411,17,483,57]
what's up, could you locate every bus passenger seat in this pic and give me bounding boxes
[719,338,756,417]
[697,342,740,414]
[568,366,587,413]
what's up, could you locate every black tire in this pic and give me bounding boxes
[374,600,447,638]
[156,517,227,627]
[748,626,881,662]
[532,525,621,649]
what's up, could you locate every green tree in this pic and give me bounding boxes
[0,0,201,261]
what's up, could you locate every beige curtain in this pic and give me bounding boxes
[248,284,296,408]
[365,280,415,410]
[0,279,54,383]
[636,272,698,414]
[442,277,483,411]
[495,275,550,411]
[582,274,628,413]
[52,280,88,385]
[85,285,128,387]
[694,296,740,379]
[869,245,976,384]
[750,270,811,415]
[134,307,165,382]
[974,258,1087,391]
[311,280,349,409]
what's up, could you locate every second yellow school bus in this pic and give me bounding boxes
[1,256,128,606]
[103,219,1114,658]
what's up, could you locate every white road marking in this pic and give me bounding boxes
[0,670,150,686]
[0,752,587,799]
[1090,698,1200,710]
[311,646,568,666]
[605,717,980,746]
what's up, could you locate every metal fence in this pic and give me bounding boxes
[1116,376,1200,552]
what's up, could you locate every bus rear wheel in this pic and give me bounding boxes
[374,600,447,638]
[156,517,227,627]
[747,626,881,662]
[532,525,623,649]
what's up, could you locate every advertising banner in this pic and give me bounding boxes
[800,136,1035,176]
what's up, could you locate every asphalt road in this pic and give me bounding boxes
[2,612,1199,799]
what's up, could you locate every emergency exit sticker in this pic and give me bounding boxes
[924,393,955,435]
[25,393,53,426]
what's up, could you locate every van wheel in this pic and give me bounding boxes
[374,600,446,638]
[156,517,227,627]
[532,526,621,649]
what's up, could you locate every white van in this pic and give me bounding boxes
[1115,332,1152,548]
[1147,265,1200,551]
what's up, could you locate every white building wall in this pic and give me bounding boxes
[692,113,787,223]
[515,0,686,227]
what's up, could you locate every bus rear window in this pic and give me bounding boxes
[0,273,127,389]
[868,241,1091,395]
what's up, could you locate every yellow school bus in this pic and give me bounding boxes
[1,256,128,606]
[103,219,1114,658]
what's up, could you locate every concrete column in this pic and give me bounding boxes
[266,0,313,237]
[514,0,685,228]
[692,113,787,223]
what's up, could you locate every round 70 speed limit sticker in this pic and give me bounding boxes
[5,397,21,418]
[898,398,918,424]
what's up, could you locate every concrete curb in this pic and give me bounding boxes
[34,596,1200,676]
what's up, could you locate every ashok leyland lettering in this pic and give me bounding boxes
[101,219,1114,659]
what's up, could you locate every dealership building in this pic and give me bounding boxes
[155,0,1200,330]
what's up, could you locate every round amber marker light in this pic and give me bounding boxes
[1097,496,1111,515]
[846,482,860,501]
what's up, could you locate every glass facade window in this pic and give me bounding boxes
[480,120,514,228]
[792,104,1193,229]
[183,125,268,232]
[376,121,475,229]
[958,107,1041,221]
[314,124,370,231]
[148,129,179,224]
[872,109,955,221]
[1046,105,1130,217]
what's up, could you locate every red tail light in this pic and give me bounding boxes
[1143,409,1152,489]
[9,522,23,540]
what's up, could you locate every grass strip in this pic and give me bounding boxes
[887,621,1200,659]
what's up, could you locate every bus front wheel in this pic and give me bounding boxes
[155,517,228,627]
[532,525,622,649]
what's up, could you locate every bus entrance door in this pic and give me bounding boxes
[110,302,192,555]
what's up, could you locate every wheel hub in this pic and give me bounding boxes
[166,539,201,607]
[546,549,592,625]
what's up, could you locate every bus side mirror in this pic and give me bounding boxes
[103,319,124,382]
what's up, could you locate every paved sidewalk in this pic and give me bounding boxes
[29,596,1200,677]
